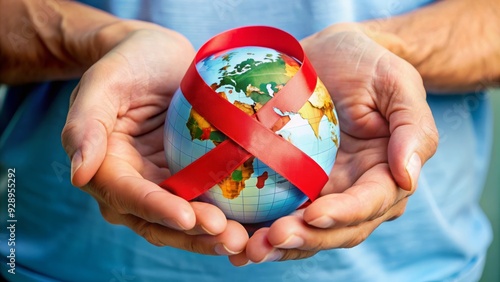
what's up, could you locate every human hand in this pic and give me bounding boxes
[62,28,248,255]
[229,24,439,265]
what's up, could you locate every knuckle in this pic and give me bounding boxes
[182,238,198,253]
[341,229,371,248]
[387,208,404,221]
[373,52,402,94]
[387,212,403,222]
[387,199,408,221]
[84,182,127,215]
[182,238,210,255]
[135,190,163,217]
[136,222,165,247]
[98,202,121,225]
[68,83,80,108]
[60,120,79,155]
[421,122,440,156]
[83,181,104,200]
[356,180,395,222]
[279,250,317,261]
[374,52,425,103]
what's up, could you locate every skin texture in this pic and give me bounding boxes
[231,29,438,264]
[231,0,500,264]
[0,0,498,266]
[360,0,500,93]
[63,29,249,255]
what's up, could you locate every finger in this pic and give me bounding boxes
[240,228,283,263]
[321,134,390,195]
[304,163,405,228]
[262,200,407,260]
[89,154,197,231]
[61,69,120,187]
[98,196,227,236]
[239,220,316,263]
[184,201,227,236]
[373,54,439,191]
[236,196,407,264]
[228,249,251,267]
[266,214,377,257]
[230,211,306,265]
[120,215,248,255]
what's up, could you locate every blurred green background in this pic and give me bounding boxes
[480,89,500,282]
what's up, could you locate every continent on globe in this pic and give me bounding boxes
[164,45,340,223]
[256,171,269,189]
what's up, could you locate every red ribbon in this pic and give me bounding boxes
[160,26,328,202]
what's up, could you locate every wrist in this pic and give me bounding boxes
[72,19,191,67]
[359,0,500,93]
[0,0,193,84]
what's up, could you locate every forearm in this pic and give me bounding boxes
[0,0,179,84]
[363,0,500,93]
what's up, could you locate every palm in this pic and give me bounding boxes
[102,106,169,195]
[322,81,391,195]
[76,30,188,205]
[326,132,389,195]
[230,27,438,265]
[104,89,171,185]
[304,28,419,196]
[64,30,249,254]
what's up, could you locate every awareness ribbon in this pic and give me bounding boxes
[160,26,328,202]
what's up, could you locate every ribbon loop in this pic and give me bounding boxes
[160,26,328,202]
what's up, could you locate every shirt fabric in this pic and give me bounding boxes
[0,1,493,281]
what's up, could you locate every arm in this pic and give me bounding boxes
[362,0,500,93]
[0,0,186,84]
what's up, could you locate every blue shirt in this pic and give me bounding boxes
[0,1,493,281]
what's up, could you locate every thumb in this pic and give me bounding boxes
[377,59,439,192]
[61,71,118,187]
[388,121,438,192]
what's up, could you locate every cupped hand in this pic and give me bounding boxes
[61,28,248,255]
[230,24,439,265]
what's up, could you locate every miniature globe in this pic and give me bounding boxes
[164,46,340,223]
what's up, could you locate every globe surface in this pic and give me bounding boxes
[164,46,340,223]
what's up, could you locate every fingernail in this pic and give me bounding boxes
[275,235,304,249]
[70,150,83,185]
[200,225,217,235]
[308,215,335,228]
[162,218,185,231]
[214,243,240,255]
[405,153,421,191]
[257,249,282,263]
[238,260,254,267]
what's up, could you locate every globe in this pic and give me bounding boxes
[164,46,340,223]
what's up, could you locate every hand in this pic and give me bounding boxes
[61,28,248,255]
[229,24,439,265]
